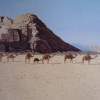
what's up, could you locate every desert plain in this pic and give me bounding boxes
[0,54,100,100]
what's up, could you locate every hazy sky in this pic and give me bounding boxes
[0,0,100,47]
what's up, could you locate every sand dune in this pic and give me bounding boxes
[0,54,100,100]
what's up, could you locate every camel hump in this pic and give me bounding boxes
[7,53,16,58]
[26,52,34,57]
[43,54,50,58]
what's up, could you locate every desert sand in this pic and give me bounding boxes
[0,54,100,100]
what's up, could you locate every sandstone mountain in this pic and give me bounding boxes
[0,13,80,53]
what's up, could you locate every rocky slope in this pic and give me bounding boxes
[0,13,80,53]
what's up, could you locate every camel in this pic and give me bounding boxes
[64,53,77,63]
[25,52,34,63]
[82,54,97,64]
[0,53,4,62]
[42,54,54,64]
[7,54,16,62]
[33,58,41,64]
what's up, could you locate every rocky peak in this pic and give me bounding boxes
[14,13,38,28]
[0,13,80,53]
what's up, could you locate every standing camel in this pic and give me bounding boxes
[64,53,77,63]
[7,53,16,62]
[82,54,97,64]
[25,52,34,63]
[42,54,54,64]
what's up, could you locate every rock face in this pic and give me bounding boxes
[0,13,80,53]
[0,16,13,25]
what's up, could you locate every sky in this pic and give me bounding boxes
[0,0,100,49]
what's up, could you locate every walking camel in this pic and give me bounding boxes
[64,53,77,63]
[42,54,55,64]
[7,53,16,62]
[82,54,97,64]
[25,52,34,63]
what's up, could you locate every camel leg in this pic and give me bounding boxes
[37,61,39,64]
[0,58,2,62]
[72,60,73,63]
[64,59,66,63]
[82,59,84,64]
[48,59,49,64]
[65,59,68,63]
[47,59,49,64]
[28,59,30,64]
[7,58,9,62]
[42,59,44,64]
[70,59,71,63]
[88,60,90,64]
[12,58,14,62]
[70,59,73,63]
[25,58,27,63]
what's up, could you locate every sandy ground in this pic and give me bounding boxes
[0,54,100,100]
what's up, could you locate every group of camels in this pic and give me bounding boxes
[0,52,98,64]
[25,52,54,64]
[64,53,97,64]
